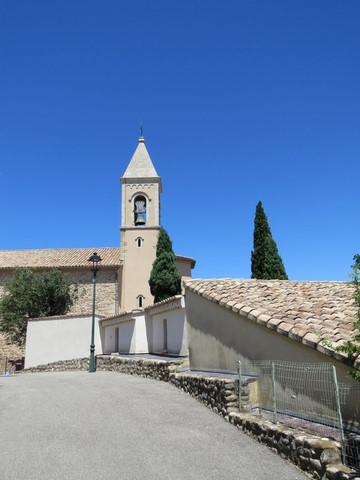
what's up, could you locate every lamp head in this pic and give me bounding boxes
[88,252,102,274]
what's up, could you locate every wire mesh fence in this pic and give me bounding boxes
[238,360,359,470]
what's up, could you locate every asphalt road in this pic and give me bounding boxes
[0,372,309,480]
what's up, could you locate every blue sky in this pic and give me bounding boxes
[1,0,359,281]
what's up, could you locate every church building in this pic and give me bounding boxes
[0,135,195,317]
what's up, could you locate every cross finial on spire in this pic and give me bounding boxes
[139,123,144,142]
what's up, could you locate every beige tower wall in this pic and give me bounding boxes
[119,137,194,312]
[121,181,161,228]
[120,227,160,311]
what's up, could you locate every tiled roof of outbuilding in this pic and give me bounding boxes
[185,279,359,367]
[0,247,122,270]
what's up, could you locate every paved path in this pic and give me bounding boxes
[0,372,308,480]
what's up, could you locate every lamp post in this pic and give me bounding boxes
[88,252,102,373]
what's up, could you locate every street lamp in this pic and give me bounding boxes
[88,252,102,373]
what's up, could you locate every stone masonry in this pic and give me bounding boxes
[0,268,119,318]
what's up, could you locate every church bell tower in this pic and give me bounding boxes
[119,134,162,311]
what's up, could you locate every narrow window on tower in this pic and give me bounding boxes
[134,195,147,225]
[137,295,145,308]
[135,237,144,248]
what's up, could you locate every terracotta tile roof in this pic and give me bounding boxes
[0,247,122,270]
[185,279,359,367]
[0,333,24,358]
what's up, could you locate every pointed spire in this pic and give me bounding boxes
[122,132,159,179]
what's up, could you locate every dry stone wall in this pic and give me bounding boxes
[228,413,357,480]
[21,355,184,382]
[169,372,240,418]
[21,357,90,372]
[96,355,183,381]
[68,269,118,317]
[0,268,118,318]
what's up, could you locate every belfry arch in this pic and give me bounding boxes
[133,194,147,226]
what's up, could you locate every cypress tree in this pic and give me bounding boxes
[149,227,182,303]
[251,201,288,280]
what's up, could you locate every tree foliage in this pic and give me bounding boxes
[337,255,360,381]
[149,227,182,303]
[0,268,78,346]
[251,201,288,280]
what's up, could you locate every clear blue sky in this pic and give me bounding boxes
[1,0,359,281]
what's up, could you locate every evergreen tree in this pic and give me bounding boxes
[149,227,182,303]
[251,201,288,280]
[0,268,78,346]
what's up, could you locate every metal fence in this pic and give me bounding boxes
[238,360,359,470]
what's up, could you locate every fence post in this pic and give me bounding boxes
[332,366,346,462]
[238,360,243,411]
[271,361,277,423]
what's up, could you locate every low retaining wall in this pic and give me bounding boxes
[20,356,358,479]
[21,357,90,372]
[96,355,183,382]
[169,372,239,418]
[21,355,184,382]
[228,412,356,480]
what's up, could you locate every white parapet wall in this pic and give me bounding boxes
[100,295,188,356]
[25,314,103,368]
[150,296,188,356]
[102,310,150,354]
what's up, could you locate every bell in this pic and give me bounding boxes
[135,213,146,225]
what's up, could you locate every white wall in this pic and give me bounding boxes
[104,324,117,354]
[119,320,136,353]
[152,309,188,356]
[103,312,150,354]
[25,315,102,368]
[101,296,188,357]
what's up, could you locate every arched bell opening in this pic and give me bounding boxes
[134,195,147,226]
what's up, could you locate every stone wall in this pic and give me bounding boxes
[0,268,119,318]
[68,269,118,317]
[22,357,90,372]
[96,355,183,381]
[228,413,356,480]
[169,372,239,419]
[21,355,184,382]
